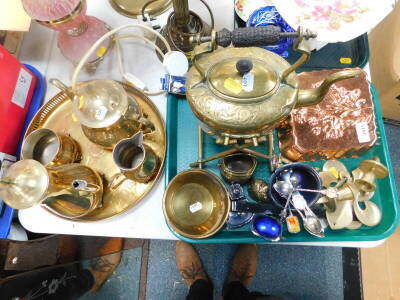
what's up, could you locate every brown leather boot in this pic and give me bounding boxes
[88,238,123,293]
[176,241,208,286]
[228,243,258,287]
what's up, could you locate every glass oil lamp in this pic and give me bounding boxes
[22,0,112,69]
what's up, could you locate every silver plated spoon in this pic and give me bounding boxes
[274,181,325,237]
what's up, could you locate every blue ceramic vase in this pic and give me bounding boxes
[247,6,295,58]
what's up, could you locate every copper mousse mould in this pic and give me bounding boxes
[186,26,362,146]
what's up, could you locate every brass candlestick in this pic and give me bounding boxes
[158,0,212,59]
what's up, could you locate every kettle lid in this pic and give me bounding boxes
[207,57,279,102]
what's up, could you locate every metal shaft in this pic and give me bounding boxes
[198,126,203,169]
[172,0,190,27]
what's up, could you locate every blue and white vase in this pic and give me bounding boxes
[247,6,295,58]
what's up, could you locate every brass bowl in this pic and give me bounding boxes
[219,153,257,184]
[163,169,230,239]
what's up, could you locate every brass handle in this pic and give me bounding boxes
[109,173,128,191]
[192,30,217,81]
[281,27,310,81]
[50,78,75,100]
[139,116,155,133]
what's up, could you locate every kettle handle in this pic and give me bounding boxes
[281,27,311,82]
[192,31,218,81]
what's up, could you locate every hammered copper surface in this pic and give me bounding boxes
[279,68,377,161]
[25,83,166,221]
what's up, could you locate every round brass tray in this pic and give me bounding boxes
[26,82,166,221]
[109,0,172,18]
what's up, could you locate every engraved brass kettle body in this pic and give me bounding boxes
[186,29,361,145]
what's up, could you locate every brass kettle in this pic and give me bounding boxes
[186,28,361,145]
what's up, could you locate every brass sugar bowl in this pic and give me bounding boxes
[186,28,361,146]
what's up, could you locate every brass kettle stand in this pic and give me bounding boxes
[190,127,292,172]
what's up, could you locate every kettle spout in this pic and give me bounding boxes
[296,69,362,107]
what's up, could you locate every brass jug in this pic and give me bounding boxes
[186,28,362,145]
[0,159,103,219]
[50,79,154,149]
[110,131,160,189]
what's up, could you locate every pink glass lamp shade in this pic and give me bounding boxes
[22,0,111,66]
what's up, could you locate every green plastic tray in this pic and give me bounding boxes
[165,86,399,243]
[286,34,370,71]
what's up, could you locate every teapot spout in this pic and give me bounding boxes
[49,78,75,100]
[296,69,362,107]
[0,178,15,192]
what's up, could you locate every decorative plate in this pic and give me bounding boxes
[235,0,273,22]
[272,0,393,42]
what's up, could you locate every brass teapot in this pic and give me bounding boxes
[50,79,153,149]
[0,159,103,219]
[187,27,361,145]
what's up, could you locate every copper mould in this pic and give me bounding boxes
[279,68,377,161]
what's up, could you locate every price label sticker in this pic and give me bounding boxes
[340,57,352,64]
[71,113,78,122]
[96,46,107,57]
[242,72,254,92]
[11,68,33,108]
[95,106,108,121]
[355,122,371,143]
[224,78,242,94]
[189,202,203,213]
[79,96,85,109]
[286,215,301,233]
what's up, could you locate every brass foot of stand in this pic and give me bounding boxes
[190,129,292,169]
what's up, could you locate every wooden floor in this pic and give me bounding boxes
[362,228,400,300]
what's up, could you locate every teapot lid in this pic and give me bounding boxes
[0,159,49,209]
[207,57,279,102]
[72,79,129,128]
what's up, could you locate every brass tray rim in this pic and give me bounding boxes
[25,82,166,222]
[109,0,172,18]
